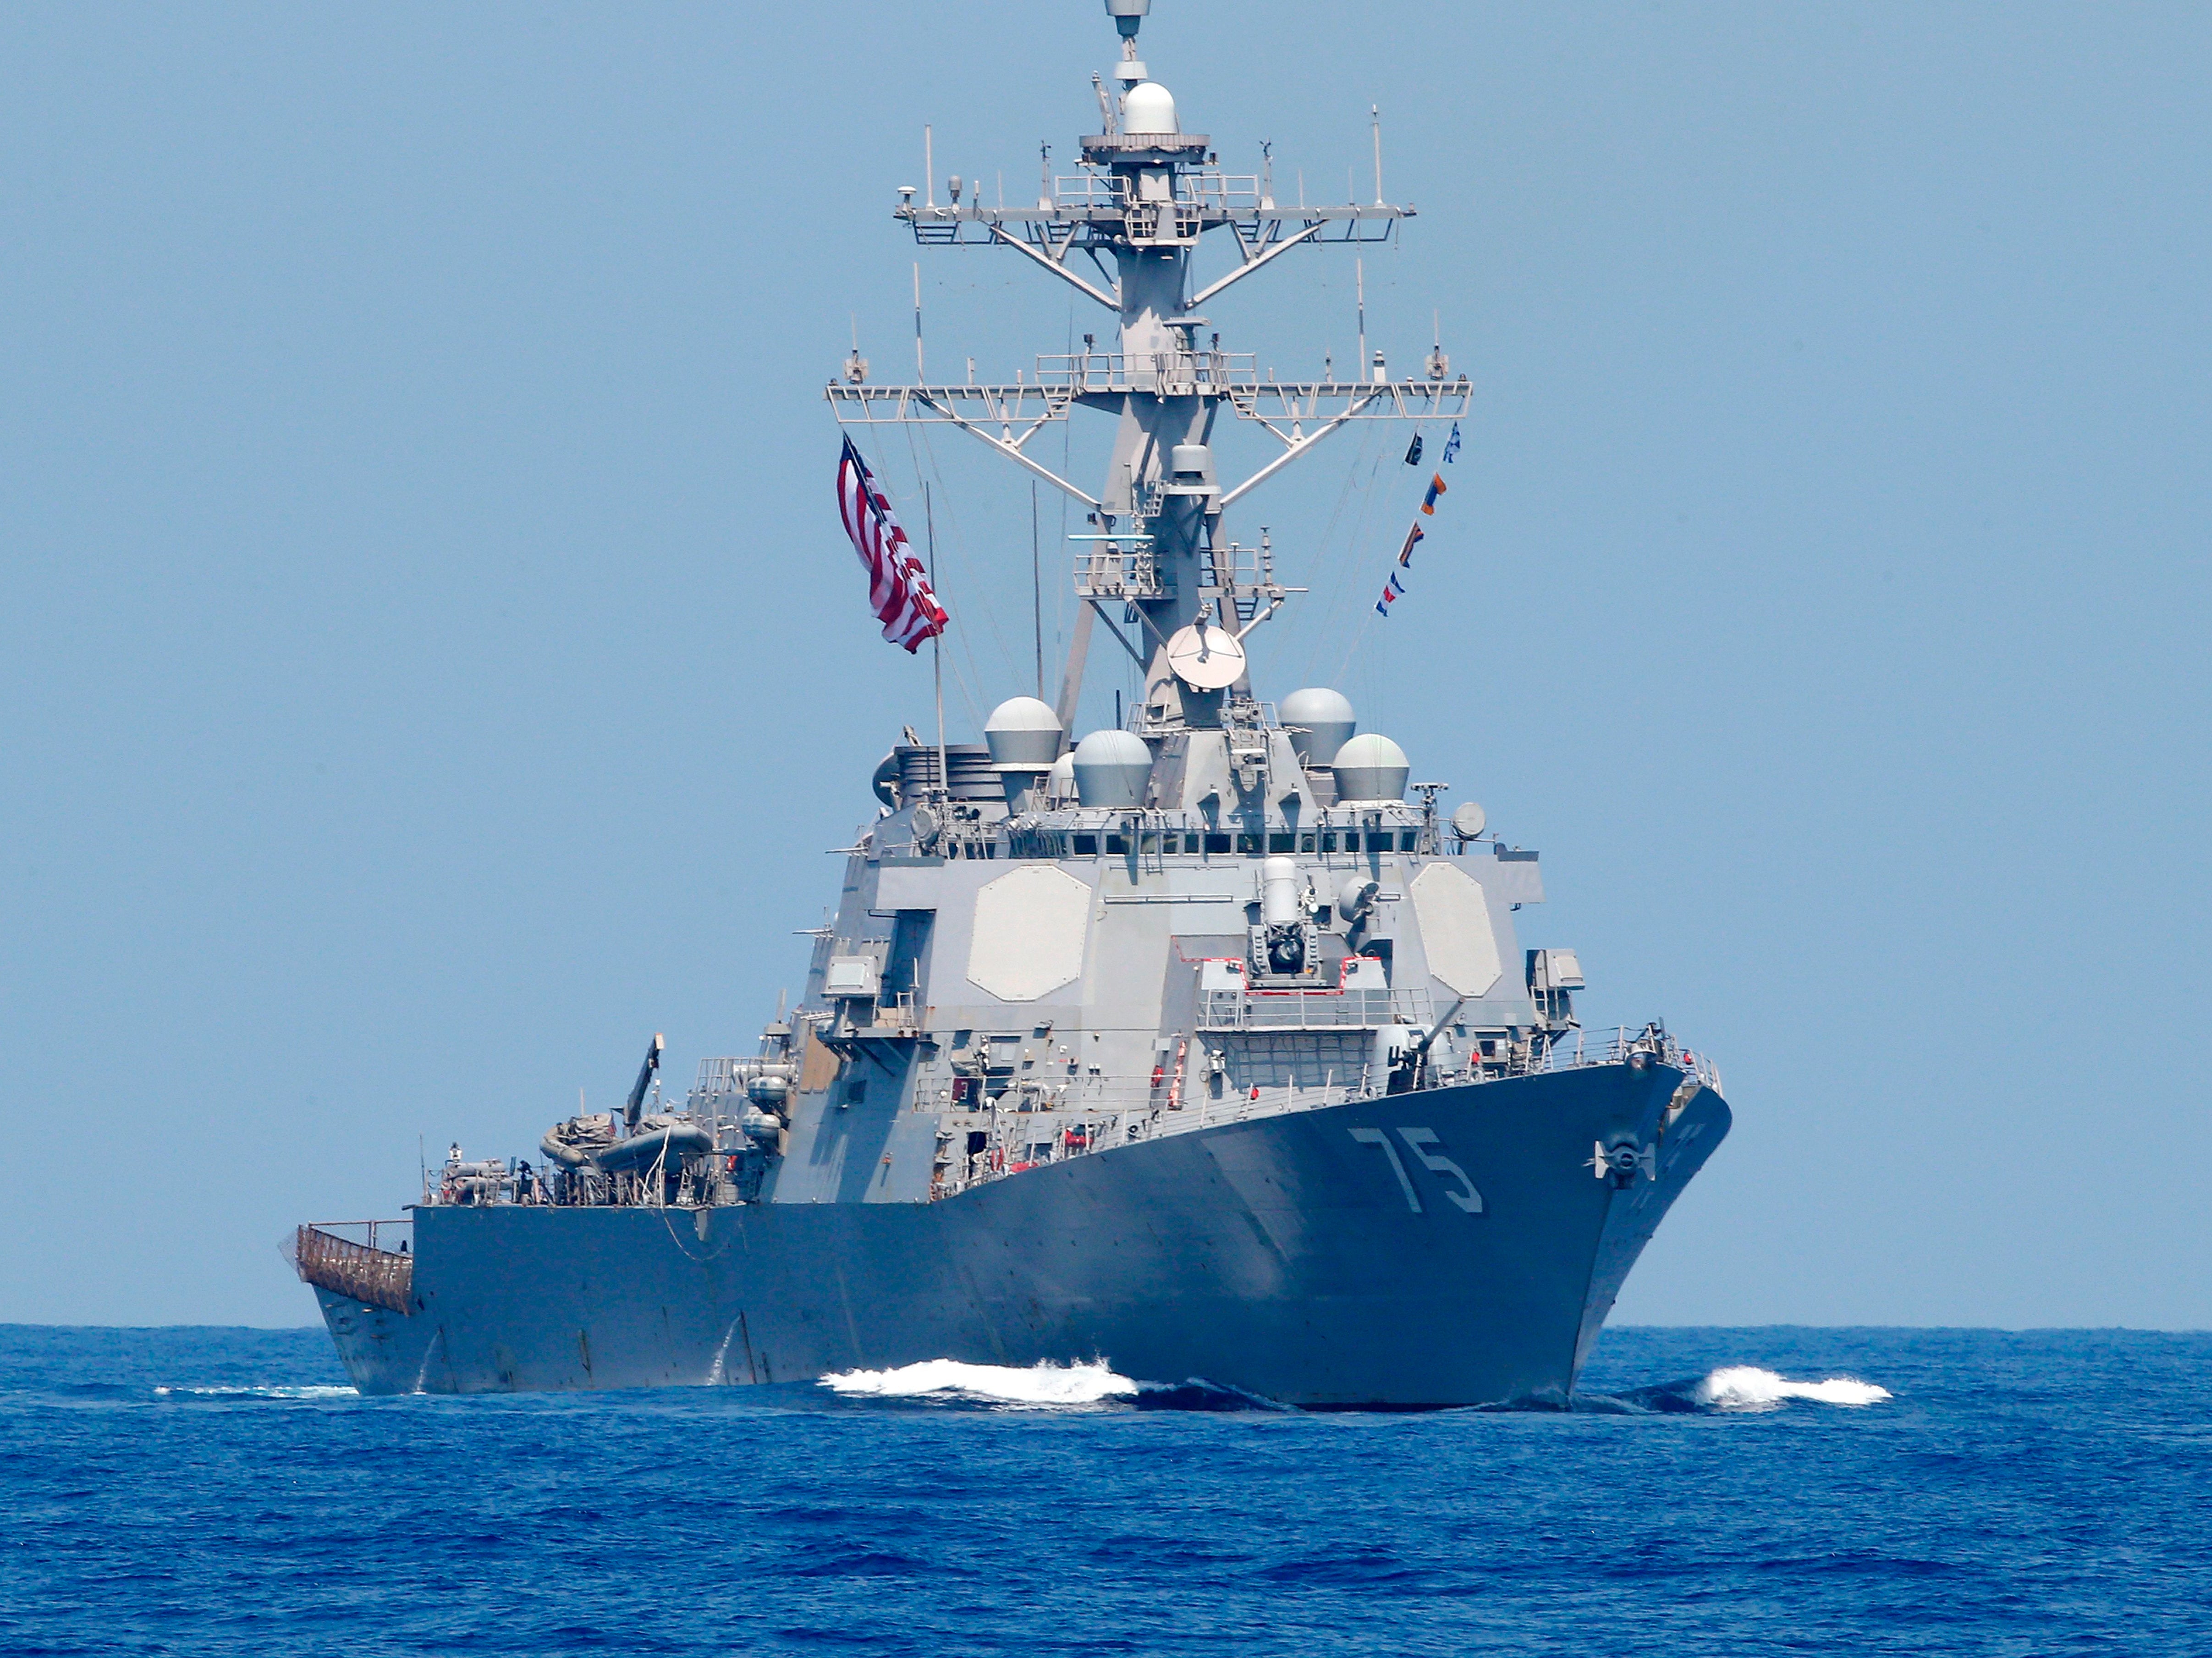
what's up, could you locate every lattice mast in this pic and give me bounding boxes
[825,0,1470,735]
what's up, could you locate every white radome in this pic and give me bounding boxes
[1332,732,1410,803]
[1122,81,1178,135]
[1071,728,1153,808]
[984,696,1064,769]
[1045,752,1077,804]
[1279,686,1357,767]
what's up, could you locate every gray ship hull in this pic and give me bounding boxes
[317,1061,1727,1408]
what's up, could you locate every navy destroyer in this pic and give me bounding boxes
[293,0,1729,1407]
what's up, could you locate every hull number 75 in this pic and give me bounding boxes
[1349,1127,1484,1214]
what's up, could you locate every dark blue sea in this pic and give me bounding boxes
[2,1325,2204,1655]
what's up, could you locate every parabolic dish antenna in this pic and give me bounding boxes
[1165,622,1245,690]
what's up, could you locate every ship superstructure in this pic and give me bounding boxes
[293,0,1730,1408]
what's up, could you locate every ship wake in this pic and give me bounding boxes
[1694,1365,1891,1410]
[823,1358,1137,1406]
[818,1359,1279,1412]
[153,1384,361,1401]
[1582,1365,1892,1414]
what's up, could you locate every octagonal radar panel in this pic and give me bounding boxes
[968,865,1093,1003]
[1165,622,1245,691]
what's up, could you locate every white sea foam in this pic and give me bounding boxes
[153,1384,359,1400]
[820,1358,1138,1405]
[1693,1366,1891,1411]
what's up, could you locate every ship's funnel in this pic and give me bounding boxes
[1332,733,1409,803]
[1280,687,1356,767]
[1072,729,1153,808]
[896,743,999,802]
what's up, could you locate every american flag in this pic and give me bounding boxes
[834,435,949,653]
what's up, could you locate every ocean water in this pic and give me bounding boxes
[2,1326,2205,1655]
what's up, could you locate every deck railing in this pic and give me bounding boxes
[1197,986,1431,1032]
[1524,1026,1725,1096]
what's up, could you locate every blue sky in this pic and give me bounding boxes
[2,2,2206,1327]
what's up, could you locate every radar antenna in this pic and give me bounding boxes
[827,0,1470,732]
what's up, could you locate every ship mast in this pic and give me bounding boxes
[826,0,1469,738]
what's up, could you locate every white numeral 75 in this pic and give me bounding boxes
[1348,1126,1483,1214]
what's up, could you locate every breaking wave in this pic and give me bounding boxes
[816,1360,1282,1411]
[821,1359,1138,1405]
[1695,1366,1891,1410]
[1573,1363,1895,1415]
[1590,1365,1892,1414]
[153,1385,360,1401]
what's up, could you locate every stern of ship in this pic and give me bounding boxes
[289,1223,444,1395]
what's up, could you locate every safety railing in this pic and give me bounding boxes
[1525,1025,1724,1096]
[1051,172,1265,212]
[850,992,919,1036]
[1197,986,1430,1032]
[1033,350,1260,395]
[1072,540,1163,600]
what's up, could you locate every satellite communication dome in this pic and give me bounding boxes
[1332,733,1410,803]
[1122,82,1178,135]
[1071,729,1153,808]
[1279,687,1356,767]
[984,696,1063,768]
[1046,752,1077,804]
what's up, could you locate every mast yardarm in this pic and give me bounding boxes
[826,0,1470,728]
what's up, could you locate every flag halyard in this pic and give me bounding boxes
[1377,427,1464,616]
